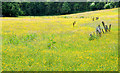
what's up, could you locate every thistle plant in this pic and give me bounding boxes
[48,35,56,49]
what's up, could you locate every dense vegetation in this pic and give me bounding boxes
[2,2,120,17]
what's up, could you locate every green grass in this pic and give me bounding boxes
[1,8,118,71]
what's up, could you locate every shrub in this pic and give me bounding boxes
[89,34,98,41]
[5,33,37,45]
[48,34,56,49]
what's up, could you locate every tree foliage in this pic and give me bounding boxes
[2,2,120,17]
[61,2,71,14]
[2,2,23,17]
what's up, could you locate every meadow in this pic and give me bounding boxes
[1,8,118,71]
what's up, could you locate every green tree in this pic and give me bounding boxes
[90,2,96,10]
[104,3,112,9]
[2,2,120,17]
[73,3,79,12]
[61,2,71,14]
[56,2,63,15]
[95,2,105,10]
[2,2,23,17]
[36,2,45,16]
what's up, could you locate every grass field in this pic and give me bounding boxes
[1,8,118,71]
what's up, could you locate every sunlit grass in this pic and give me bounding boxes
[1,8,118,71]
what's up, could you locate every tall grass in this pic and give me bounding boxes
[1,8,118,71]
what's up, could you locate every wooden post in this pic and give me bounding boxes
[73,21,76,27]
[99,32,101,37]
[102,21,106,32]
[102,29,104,33]
[109,24,111,32]
[105,25,108,32]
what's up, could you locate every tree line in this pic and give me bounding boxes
[2,2,120,17]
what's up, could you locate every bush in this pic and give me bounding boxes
[104,3,113,9]
[89,34,98,41]
[4,33,37,45]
